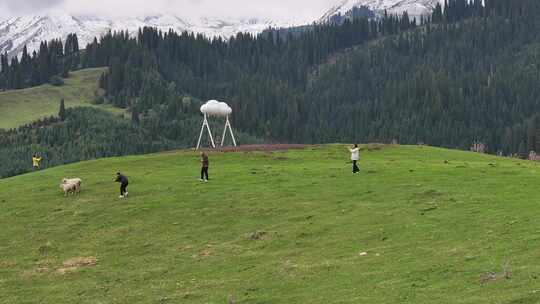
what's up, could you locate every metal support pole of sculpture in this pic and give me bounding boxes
[221,115,237,147]
[196,114,216,150]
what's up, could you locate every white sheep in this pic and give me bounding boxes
[63,178,82,187]
[60,178,82,196]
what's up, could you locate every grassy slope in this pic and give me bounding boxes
[0,68,123,130]
[1,145,539,303]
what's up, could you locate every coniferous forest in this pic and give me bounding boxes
[0,34,80,90]
[2,0,540,178]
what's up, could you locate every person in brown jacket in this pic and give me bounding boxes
[200,152,209,182]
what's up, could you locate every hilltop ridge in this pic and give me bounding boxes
[1,144,539,303]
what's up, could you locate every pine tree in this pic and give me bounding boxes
[59,98,66,121]
[131,106,140,125]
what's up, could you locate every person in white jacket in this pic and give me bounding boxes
[349,144,360,174]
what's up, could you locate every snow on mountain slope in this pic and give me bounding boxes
[321,0,443,21]
[0,12,307,58]
[0,0,444,58]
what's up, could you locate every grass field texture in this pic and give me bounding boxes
[1,145,539,303]
[0,68,123,130]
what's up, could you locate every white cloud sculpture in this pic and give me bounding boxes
[200,100,232,117]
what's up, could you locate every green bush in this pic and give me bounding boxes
[49,76,64,87]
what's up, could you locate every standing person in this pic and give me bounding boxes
[348,144,360,174]
[200,152,209,182]
[114,172,129,198]
[32,154,42,170]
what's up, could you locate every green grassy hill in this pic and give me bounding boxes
[1,145,539,303]
[0,68,124,130]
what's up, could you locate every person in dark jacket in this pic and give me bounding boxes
[200,152,209,182]
[114,172,129,198]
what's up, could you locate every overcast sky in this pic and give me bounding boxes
[0,0,335,20]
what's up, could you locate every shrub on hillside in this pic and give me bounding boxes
[49,76,64,87]
[92,88,106,105]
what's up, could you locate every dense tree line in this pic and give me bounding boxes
[305,0,540,154]
[0,106,260,178]
[0,108,173,177]
[327,6,377,25]
[80,10,418,137]
[0,34,80,90]
[77,0,540,155]
[431,0,485,23]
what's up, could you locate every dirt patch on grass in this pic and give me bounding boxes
[199,250,211,258]
[36,259,54,272]
[360,143,390,152]
[62,256,98,268]
[177,245,194,252]
[479,263,512,285]
[248,231,267,241]
[193,244,214,259]
[200,144,308,153]
[0,260,16,268]
[479,270,511,284]
[56,256,98,275]
[21,259,54,278]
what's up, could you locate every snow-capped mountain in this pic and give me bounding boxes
[321,0,443,21]
[0,12,308,58]
[0,1,444,58]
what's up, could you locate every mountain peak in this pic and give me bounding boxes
[0,1,443,58]
[0,13,305,58]
[321,0,443,21]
